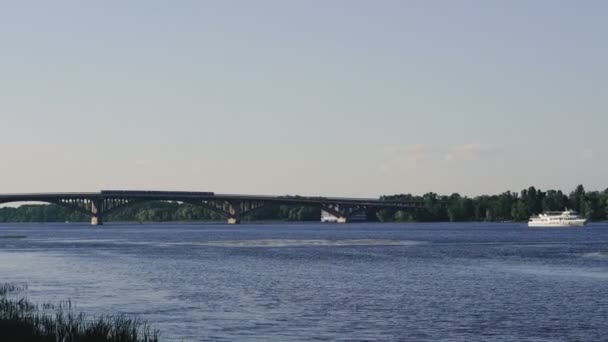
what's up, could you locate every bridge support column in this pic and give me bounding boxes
[227,201,241,224]
[91,199,104,226]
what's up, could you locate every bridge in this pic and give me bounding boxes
[0,190,424,225]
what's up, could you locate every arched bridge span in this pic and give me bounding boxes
[0,190,424,225]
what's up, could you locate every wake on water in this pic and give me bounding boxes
[163,239,426,248]
[582,251,608,259]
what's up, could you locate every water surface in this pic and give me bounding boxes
[0,222,607,341]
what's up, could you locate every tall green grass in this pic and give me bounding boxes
[0,283,159,341]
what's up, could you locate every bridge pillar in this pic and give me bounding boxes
[91,199,104,226]
[227,201,241,224]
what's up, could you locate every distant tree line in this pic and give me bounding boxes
[378,184,608,222]
[0,205,87,223]
[104,202,321,223]
[0,202,321,223]
[0,185,606,223]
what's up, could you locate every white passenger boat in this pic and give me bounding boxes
[528,210,587,227]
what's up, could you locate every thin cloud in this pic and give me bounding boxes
[579,149,594,160]
[379,143,502,173]
[134,160,153,166]
[378,144,437,172]
[444,144,502,162]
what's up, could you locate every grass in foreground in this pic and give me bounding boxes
[0,284,159,342]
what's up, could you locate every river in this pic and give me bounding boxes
[0,222,607,341]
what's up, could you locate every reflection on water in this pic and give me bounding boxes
[502,264,608,279]
[583,251,608,259]
[165,239,424,247]
[0,222,607,341]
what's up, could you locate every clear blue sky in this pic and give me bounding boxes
[1,0,606,196]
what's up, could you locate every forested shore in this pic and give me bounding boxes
[1,185,606,223]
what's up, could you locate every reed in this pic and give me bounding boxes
[0,283,159,342]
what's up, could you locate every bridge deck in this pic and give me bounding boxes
[0,191,420,207]
[0,190,424,225]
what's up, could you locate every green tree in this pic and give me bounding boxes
[511,201,528,221]
[570,184,586,212]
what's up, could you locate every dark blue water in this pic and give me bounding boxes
[1,222,607,341]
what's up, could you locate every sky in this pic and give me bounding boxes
[1,0,606,197]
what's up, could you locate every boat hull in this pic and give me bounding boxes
[528,220,587,228]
